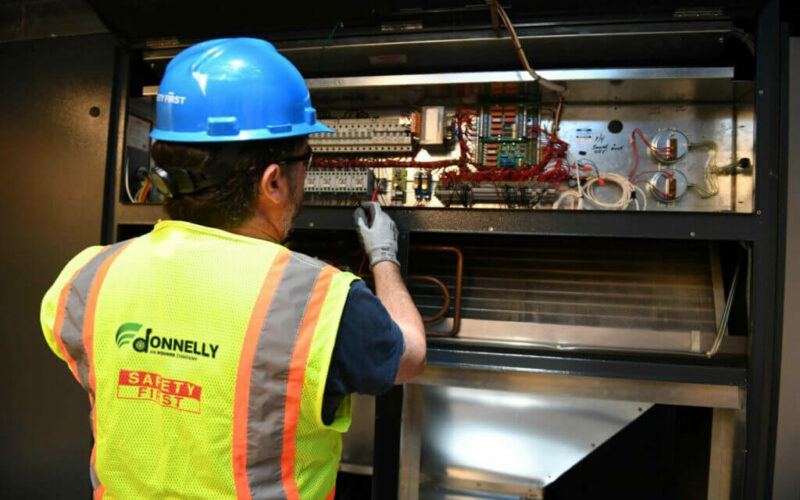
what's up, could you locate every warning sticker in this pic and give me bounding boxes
[117,369,202,414]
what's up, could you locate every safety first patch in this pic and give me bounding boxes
[117,369,202,414]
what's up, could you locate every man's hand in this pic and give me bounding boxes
[353,202,425,383]
[353,202,400,269]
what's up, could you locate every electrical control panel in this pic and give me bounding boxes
[301,76,754,213]
[123,70,754,214]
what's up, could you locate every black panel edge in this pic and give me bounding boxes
[745,0,785,497]
[294,208,762,241]
[426,345,747,387]
[101,42,129,244]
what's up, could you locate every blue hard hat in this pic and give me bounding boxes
[150,38,333,142]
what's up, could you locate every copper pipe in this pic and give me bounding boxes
[408,275,451,323]
[358,273,449,323]
[359,273,449,323]
[410,245,463,337]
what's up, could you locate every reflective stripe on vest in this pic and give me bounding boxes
[52,241,134,392]
[52,239,136,498]
[55,227,355,499]
[233,255,337,499]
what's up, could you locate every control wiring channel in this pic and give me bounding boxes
[688,140,720,198]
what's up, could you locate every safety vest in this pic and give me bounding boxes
[41,221,358,499]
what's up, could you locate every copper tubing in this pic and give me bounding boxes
[410,245,463,337]
[408,275,451,323]
[359,273,450,324]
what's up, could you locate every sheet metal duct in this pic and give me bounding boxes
[417,386,652,498]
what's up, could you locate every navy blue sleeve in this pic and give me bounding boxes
[322,280,404,424]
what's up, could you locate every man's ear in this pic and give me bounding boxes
[258,163,287,205]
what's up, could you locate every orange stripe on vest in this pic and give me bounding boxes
[82,239,135,499]
[52,247,109,383]
[281,266,335,500]
[232,251,292,499]
[84,241,135,400]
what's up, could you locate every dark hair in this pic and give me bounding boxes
[150,137,306,228]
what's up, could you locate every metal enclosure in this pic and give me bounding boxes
[0,33,117,497]
[91,0,791,498]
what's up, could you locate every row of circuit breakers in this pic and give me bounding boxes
[301,102,746,211]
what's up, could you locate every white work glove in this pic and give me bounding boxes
[353,202,400,269]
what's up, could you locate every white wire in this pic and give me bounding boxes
[582,172,644,211]
[553,190,582,209]
[123,155,136,203]
[634,184,648,211]
[688,141,719,198]
[701,147,719,196]
[553,155,586,210]
[572,156,584,198]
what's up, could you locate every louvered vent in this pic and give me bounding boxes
[408,235,722,353]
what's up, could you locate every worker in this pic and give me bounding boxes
[40,38,425,499]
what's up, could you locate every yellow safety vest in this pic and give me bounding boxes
[40,221,358,499]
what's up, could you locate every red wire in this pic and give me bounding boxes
[629,132,640,179]
[628,128,675,179]
[318,111,583,194]
[357,253,368,276]
[139,179,152,203]
[631,169,674,183]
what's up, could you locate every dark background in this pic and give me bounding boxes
[0,32,116,498]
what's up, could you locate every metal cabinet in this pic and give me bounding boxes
[96,1,791,498]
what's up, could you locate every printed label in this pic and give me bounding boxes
[156,92,187,105]
[117,369,202,414]
[115,322,219,362]
[575,128,593,141]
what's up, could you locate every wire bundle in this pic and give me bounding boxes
[582,172,647,211]
[439,124,572,187]
[492,1,566,94]
[628,128,675,179]
[688,141,720,198]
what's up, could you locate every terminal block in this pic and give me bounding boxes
[308,117,412,153]
[303,167,374,194]
[437,182,559,208]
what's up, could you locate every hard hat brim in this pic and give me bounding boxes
[150,121,334,143]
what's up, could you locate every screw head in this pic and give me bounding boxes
[756,209,762,215]
[89,106,101,117]
[488,226,494,232]
[308,221,315,228]
[689,231,696,237]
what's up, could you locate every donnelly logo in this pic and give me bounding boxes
[115,322,142,348]
[115,323,219,361]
